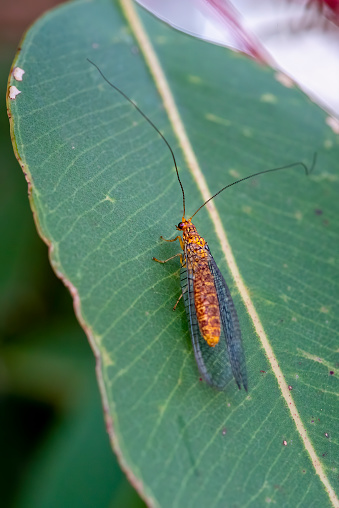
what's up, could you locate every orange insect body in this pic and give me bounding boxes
[175,215,247,389]
[178,219,220,347]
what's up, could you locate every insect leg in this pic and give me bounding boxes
[173,293,183,311]
[160,235,184,250]
[152,252,182,264]
[153,235,184,263]
[173,283,188,311]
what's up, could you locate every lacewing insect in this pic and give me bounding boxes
[88,59,315,391]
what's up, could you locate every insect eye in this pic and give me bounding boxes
[177,222,184,229]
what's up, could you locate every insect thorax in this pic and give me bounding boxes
[182,224,209,264]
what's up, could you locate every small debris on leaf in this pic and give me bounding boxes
[9,86,21,99]
[13,67,25,81]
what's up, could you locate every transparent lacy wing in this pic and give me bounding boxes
[181,244,247,390]
[208,252,247,390]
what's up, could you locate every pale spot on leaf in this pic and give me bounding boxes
[102,347,114,366]
[242,127,252,137]
[260,93,277,104]
[312,172,338,183]
[95,333,103,347]
[326,116,339,134]
[324,139,333,149]
[242,205,252,215]
[275,72,294,88]
[205,113,231,127]
[188,75,202,84]
[229,168,240,179]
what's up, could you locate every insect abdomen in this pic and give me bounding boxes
[193,261,221,347]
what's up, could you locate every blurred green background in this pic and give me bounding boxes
[1,1,145,507]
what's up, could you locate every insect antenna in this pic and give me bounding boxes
[87,58,186,217]
[190,153,317,220]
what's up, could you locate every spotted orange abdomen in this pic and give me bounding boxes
[193,261,220,347]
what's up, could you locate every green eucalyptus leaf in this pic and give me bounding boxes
[7,0,339,506]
